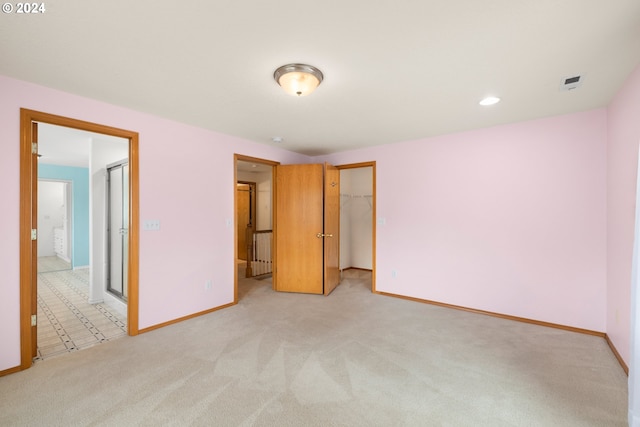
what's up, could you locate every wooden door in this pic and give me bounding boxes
[236,183,250,260]
[323,163,340,295]
[274,163,340,295]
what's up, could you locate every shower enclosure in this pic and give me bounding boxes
[107,160,129,301]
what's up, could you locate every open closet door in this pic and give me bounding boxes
[323,163,340,295]
[275,163,340,295]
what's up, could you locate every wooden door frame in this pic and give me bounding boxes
[234,154,279,302]
[336,161,377,293]
[19,108,140,370]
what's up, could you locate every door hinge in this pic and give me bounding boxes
[31,229,37,240]
[31,314,37,326]
[31,142,38,155]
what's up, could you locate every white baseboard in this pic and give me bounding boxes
[102,291,127,318]
[56,254,71,263]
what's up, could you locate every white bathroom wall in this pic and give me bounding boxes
[37,181,65,257]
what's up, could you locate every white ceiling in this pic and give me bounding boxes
[237,160,273,175]
[2,1,639,156]
[37,123,128,167]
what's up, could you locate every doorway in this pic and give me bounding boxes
[233,156,377,300]
[337,162,376,292]
[234,155,278,300]
[19,109,140,370]
[37,180,72,272]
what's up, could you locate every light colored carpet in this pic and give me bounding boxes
[0,270,628,426]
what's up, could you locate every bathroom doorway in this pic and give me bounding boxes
[19,108,140,369]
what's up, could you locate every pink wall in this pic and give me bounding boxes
[607,65,640,364]
[0,75,309,372]
[323,109,608,332]
[2,68,635,373]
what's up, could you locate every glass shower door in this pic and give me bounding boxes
[107,161,128,301]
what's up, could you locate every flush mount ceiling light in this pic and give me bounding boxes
[479,96,501,106]
[274,64,323,96]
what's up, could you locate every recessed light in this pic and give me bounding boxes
[479,96,501,106]
[272,136,283,143]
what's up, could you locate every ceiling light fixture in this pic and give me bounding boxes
[479,96,501,106]
[274,64,323,96]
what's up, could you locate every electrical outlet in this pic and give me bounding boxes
[205,279,212,291]
[143,220,161,231]
[391,270,398,278]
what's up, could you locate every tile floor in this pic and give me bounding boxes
[35,266,127,361]
[37,255,71,273]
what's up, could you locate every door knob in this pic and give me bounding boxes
[316,233,334,238]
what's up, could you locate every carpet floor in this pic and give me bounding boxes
[0,270,628,426]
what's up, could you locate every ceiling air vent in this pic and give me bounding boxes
[561,75,583,91]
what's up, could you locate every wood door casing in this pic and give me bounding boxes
[20,109,140,371]
[275,164,324,294]
[30,122,38,357]
[323,163,340,295]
